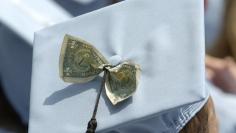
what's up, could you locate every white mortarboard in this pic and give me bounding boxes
[0,0,71,123]
[29,0,208,132]
[0,0,71,44]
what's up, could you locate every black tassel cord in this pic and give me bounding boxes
[86,69,108,133]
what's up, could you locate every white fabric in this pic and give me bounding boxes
[0,0,71,124]
[0,0,71,44]
[29,0,207,132]
[0,24,32,124]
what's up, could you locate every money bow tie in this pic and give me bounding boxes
[59,34,141,133]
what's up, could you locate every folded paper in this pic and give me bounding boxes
[59,34,140,105]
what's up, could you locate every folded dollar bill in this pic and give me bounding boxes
[59,34,141,105]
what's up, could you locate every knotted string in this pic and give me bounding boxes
[86,67,108,133]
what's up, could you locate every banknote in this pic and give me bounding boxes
[105,62,141,105]
[59,34,141,105]
[59,34,108,83]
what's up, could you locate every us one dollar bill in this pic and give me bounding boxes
[59,34,141,105]
[105,62,141,105]
[59,34,109,83]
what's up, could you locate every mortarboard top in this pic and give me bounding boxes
[29,0,208,132]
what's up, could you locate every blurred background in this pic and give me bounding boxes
[1,0,236,133]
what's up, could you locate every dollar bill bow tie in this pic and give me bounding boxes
[59,34,141,133]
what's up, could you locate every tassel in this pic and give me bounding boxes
[86,70,108,133]
[86,118,97,133]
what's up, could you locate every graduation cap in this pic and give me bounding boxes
[0,0,71,43]
[0,0,71,124]
[29,0,209,132]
